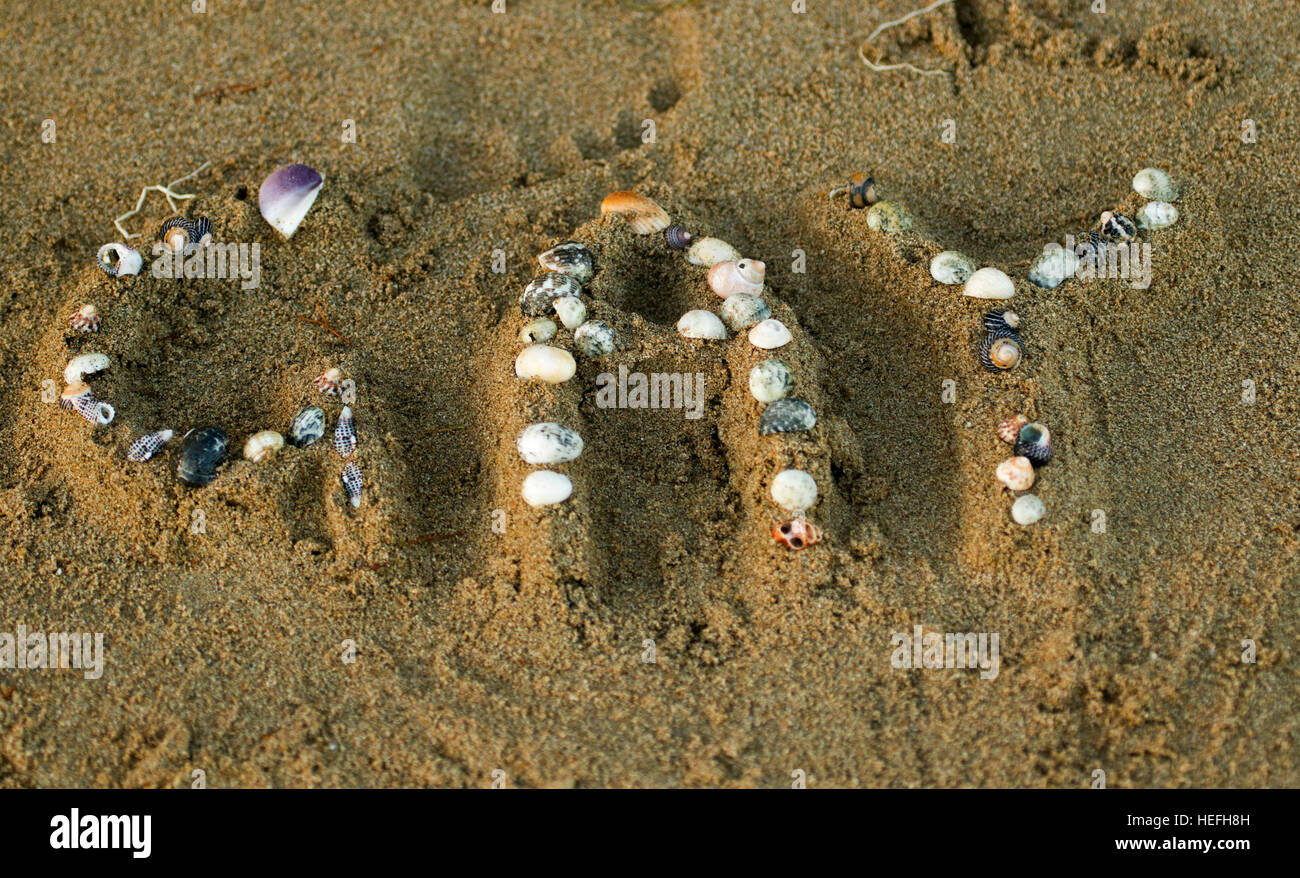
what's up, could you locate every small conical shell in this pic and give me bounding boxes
[600,191,670,234]
[127,429,174,462]
[69,304,100,333]
[314,367,344,395]
[333,406,357,458]
[997,414,1029,444]
[341,462,363,507]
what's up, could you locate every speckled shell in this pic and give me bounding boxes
[553,296,587,330]
[997,415,1029,444]
[127,429,174,462]
[341,462,363,508]
[980,330,1023,372]
[996,456,1035,491]
[772,518,824,550]
[69,393,115,425]
[96,243,142,277]
[573,320,616,357]
[983,309,1021,333]
[1014,422,1053,466]
[685,237,741,268]
[1136,201,1179,230]
[1027,246,1080,289]
[289,405,326,447]
[708,259,765,299]
[758,398,817,435]
[333,406,357,458]
[930,251,975,285]
[600,191,670,234]
[749,359,793,403]
[1098,211,1136,242]
[314,368,344,395]
[160,216,212,251]
[517,423,584,465]
[520,273,582,317]
[538,242,594,283]
[865,201,913,234]
[69,304,100,333]
[676,310,728,340]
[177,426,228,487]
[721,293,771,331]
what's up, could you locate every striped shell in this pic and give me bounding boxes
[980,330,1023,372]
[848,173,878,209]
[997,414,1030,444]
[983,309,1021,333]
[160,216,212,251]
[538,242,594,283]
[1014,422,1053,466]
[95,243,143,277]
[314,368,344,395]
[600,191,670,234]
[69,304,100,333]
[1098,211,1136,242]
[520,273,582,317]
[663,225,693,250]
[243,430,285,463]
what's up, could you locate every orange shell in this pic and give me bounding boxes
[771,518,823,550]
[600,191,670,234]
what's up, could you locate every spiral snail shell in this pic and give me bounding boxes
[314,367,345,395]
[1013,422,1053,466]
[243,430,285,463]
[96,243,142,277]
[980,330,1023,372]
[663,225,693,250]
[69,304,100,333]
[600,191,670,234]
[159,216,212,252]
[983,309,1021,334]
[127,429,174,462]
[708,259,765,299]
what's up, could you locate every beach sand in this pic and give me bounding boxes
[0,0,1296,787]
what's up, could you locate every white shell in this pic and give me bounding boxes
[748,318,792,350]
[1132,168,1178,202]
[519,318,557,344]
[1026,246,1080,290]
[521,470,573,507]
[64,353,109,385]
[676,309,728,340]
[721,293,771,331]
[1011,494,1046,525]
[243,430,285,463]
[749,359,793,403]
[1136,201,1179,230]
[996,456,1035,492]
[517,423,584,465]
[514,345,576,383]
[685,237,741,268]
[963,267,1015,300]
[708,259,765,298]
[553,296,587,330]
[96,243,142,276]
[771,469,818,513]
[930,251,975,285]
[573,320,616,357]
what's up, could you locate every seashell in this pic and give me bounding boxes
[749,359,793,403]
[600,191,670,234]
[68,392,115,425]
[243,430,285,463]
[748,318,792,350]
[983,309,1021,333]
[865,201,913,234]
[259,163,324,238]
[676,310,728,341]
[847,172,878,209]
[288,405,326,447]
[663,225,693,250]
[96,243,142,277]
[333,406,357,458]
[685,236,741,268]
[770,469,818,513]
[314,367,344,395]
[59,380,90,409]
[521,470,572,507]
[127,429,174,462]
[177,426,228,487]
[1132,167,1178,202]
[64,352,109,385]
[341,462,363,508]
[997,414,1030,444]
[573,320,616,357]
[69,304,100,333]
[159,216,212,251]
[1098,211,1136,242]
[996,456,1036,492]
[980,330,1023,372]
[517,422,583,465]
[553,295,587,330]
[930,251,975,285]
[1136,201,1178,231]
[537,241,594,283]
[1014,421,1053,466]
[520,317,557,344]
[708,259,765,299]
[963,267,1015,300]
[1072,230,1106,257]
[721,293,771,331]
[758,398,817,435]
[772,518,824,550]
[520,272,582,317]
[1011,494,1045,526]
[1027,245,1080,289]
[515,344,577,382]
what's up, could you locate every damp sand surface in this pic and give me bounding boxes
[0,0,1296,787]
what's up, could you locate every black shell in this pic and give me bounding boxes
[1014,422,1053,466]
[848,173,877,209]
[289,405,326,447]
[979,329,1023,372]
[519,273,582,317]
[160,216,212,248]
[1072,230,1106,255]
[537,242,594,282]
[663,225,693,250]
[758,398,818,435]
[1099,212,1136,242]
[983,309,1021,333]
[176,426,228,486]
